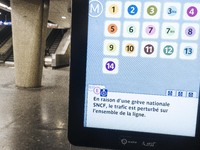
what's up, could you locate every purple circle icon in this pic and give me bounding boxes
[105,61,115,71]
[187,6,198,17]
[144,44,154,55]
[93,87,101,94]
[146,25,156,35]
[185,26,196,37]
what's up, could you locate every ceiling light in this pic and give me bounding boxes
[61,16,67,19]
[0,3,11,11]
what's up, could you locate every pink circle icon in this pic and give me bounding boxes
[146,25,156,35]
[93,87,101,94]
[187,6,198,17]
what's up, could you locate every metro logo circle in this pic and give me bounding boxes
[89,0,103,17]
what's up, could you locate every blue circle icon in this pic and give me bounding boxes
[184,47,193,56]
[128,5,138,15]
[167,6,177,16]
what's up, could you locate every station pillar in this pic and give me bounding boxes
[11,0,49,87]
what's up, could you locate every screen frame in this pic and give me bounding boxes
[68,0,200,149]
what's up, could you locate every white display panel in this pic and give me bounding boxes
[84,0,200,137]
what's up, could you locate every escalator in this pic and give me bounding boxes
[44,29,67,67]
[1,28,67,64]
[4,47,13,62]
[45,29,66,56]
[0,26,12,48]
[0,26,12,62]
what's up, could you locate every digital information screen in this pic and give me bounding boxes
[84,0,200,137]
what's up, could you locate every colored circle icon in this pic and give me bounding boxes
[184,47,193,56]
[165,26,175,36]
[187,6,198,17]
[163,45,174,56]
[146,25,156,35]
[105,61,116,71]
[125,44,135,54]
[147,5,157,16]
[107,43,116,52]
[144,44,154,54]
[185,26,196,37]
[108,24,118,34]
[93,87,101,94]
[109,4,119,15]
[128,5,138,15]
[167,6,177,16]
[127,25,136,34]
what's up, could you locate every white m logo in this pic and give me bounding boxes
[90,3,100,14]
[89,0,103,17]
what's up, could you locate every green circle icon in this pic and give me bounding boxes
[107,43,116,52]
[147,5,157,16]
[165,26,175,36]
[127,25,136,34]
[163,45,174,55]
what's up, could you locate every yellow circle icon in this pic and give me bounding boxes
[107,43,116,52]
[109,4,119,14]
[125,44,135,53]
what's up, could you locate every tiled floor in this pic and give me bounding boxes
[0,64,110,150]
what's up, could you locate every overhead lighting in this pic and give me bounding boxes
[47,23,58,28]
[0,3,11,11]
[61,16,67,19]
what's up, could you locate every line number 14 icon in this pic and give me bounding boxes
[106,61,116,71]
[103,58,118,74]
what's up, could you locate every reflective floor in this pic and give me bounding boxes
[0,64,109,150]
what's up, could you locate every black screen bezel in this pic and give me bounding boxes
[68,0,200,149]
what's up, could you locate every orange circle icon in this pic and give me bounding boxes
[108,24,118,34]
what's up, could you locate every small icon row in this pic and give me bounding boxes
[166,90,197,98]
[103,40,197,60]
[104,21,200,40]
[105,1,200,21]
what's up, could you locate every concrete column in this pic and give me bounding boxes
[11,0,50,88]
